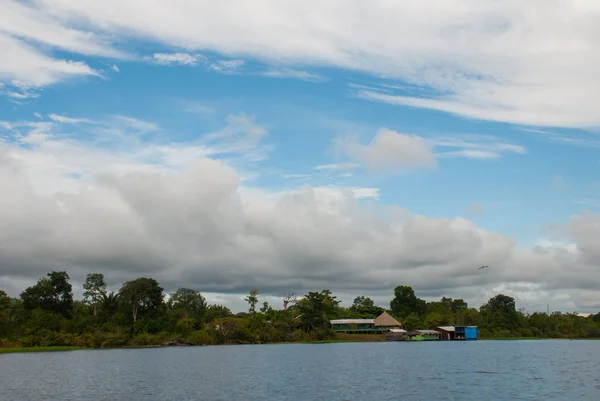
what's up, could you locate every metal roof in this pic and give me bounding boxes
[388,328,407,333]
[437,326,455,332]
[415,330,441,334]
[330,319,374,324]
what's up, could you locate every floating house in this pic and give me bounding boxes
[436,326,479,341]
[330,311,402,333]
[406,330,442,341]
[455,326,479,340]
[384,328,408,341]
[436,326,456,340]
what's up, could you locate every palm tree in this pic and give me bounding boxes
[99,292,120,316]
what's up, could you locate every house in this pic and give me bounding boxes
[330,311,402,333]
[455,326,479,340]
[373,311,402,331]
[436,326,455,341]
[329,319,376,333]
[436,325,479,340]
[384,328,408,341]
[407,330,441,341]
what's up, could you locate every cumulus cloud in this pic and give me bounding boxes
[8,0,597,128]
[334,128,437,172]
[0,116,599,312]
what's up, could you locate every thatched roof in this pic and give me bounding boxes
[373,311,401,327]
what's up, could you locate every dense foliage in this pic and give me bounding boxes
[1,273,599,349]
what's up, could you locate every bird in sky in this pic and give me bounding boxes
[478,265,489,270]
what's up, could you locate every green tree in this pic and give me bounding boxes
[119,278,164,336]
[350,296,385,318]
[100,291,120,317]
[245,289,259,314]
[204,304,232,322]
[296,289,341,332]
[20,271,73,317]
[390,285,426,318]
[480,294,519,332]
[83,273,107,317]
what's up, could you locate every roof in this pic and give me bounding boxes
[373,311,402,327]
[415,330,441,334]
[330,319,374,325]
[437,326,455,332]
[388,328,407,333]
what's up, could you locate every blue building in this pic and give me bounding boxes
[455,326,479,340]
[436,326,479,340]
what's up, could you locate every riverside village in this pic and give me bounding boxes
[330,311,479,341]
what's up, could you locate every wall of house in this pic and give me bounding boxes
[464,327,478,340]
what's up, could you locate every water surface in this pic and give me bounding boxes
[1,340,598,400]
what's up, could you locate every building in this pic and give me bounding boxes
[407,330,442,341]
[455,326,479,340]
[373,311,402,331]
[436,326,455,341]
[384,328,408,341]
[330,311,402,333]
[330,319,376,333]
[436,325,479,341]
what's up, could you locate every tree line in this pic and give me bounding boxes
[1,272,599,349]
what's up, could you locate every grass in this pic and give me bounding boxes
[0,346,85,354]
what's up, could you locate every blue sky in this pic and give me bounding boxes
[1,1,600,313]
[4,52,597,244]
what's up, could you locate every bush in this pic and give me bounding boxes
[187,329,215,345]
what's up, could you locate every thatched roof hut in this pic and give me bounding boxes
[373,311,402,328]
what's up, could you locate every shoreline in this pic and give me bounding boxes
[2,337,599,354]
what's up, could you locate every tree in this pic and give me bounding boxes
[0,290,9,309]
[169,288,207,326]
[480,294,519,331]
[295,289,341,332]
[83,273,107,317]
[350,296,385,318]
[20,271,73,317]
[204,304,232,322]
[119,278,164,336]
[245,289,259,314]
[390,285,426,318]
[352,296,375,308]
[100,292,120,317]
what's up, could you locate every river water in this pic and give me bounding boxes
[1,340,598,400]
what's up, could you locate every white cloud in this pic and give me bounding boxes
[0,113,270,194]
[314,163,360,171]
[152,52,202,66]
[434,134,526,160]
[209,60,244,74]
[112,115,159,133]
[334,128,437,172]
[1,126,599,311]
[16,0,600,128]
[0,33,100,87]
[111,64,120,72]
[48,113,93,124]
[262,68,325,82]
[0,0,121,57]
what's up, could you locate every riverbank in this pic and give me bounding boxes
[4,335,599,353]
[0,346,85,354]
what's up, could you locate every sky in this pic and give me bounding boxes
[1,0,600,314]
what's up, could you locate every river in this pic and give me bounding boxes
[1,340,598,400]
